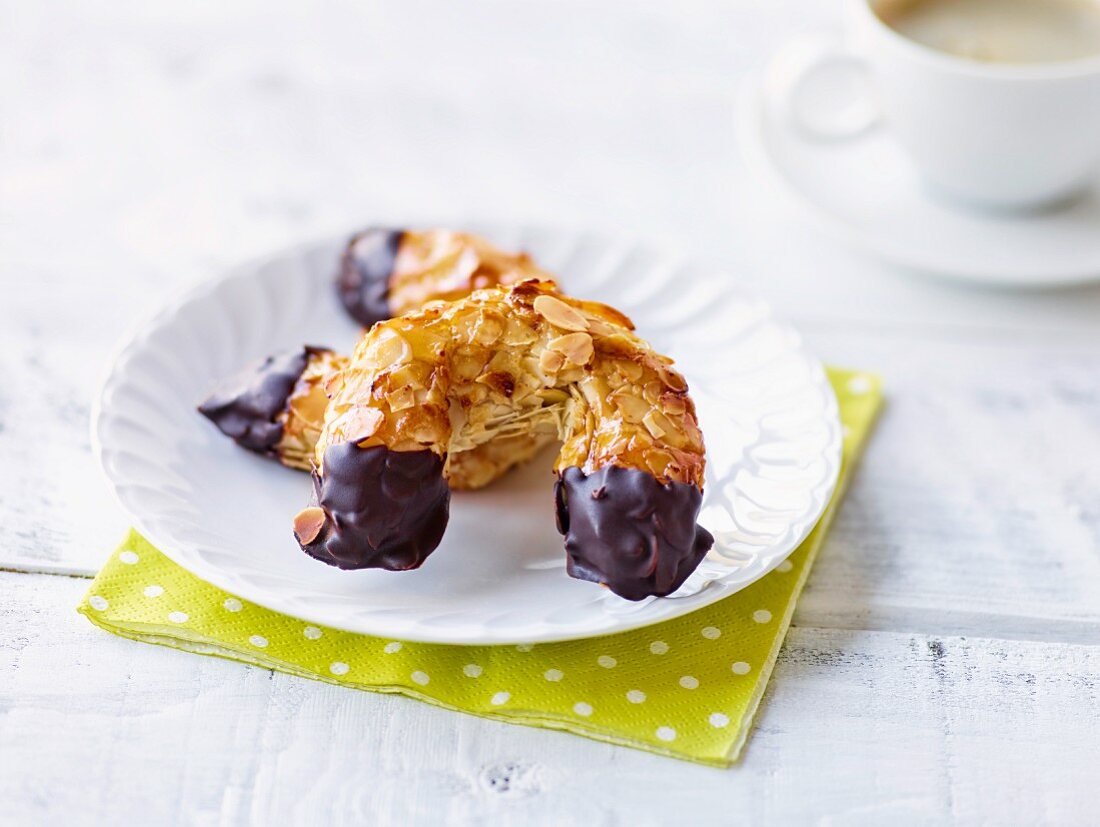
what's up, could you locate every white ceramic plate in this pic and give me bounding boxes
[93,225,841,644]
[739,71,1100,288]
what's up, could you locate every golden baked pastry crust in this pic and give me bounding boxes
[318,280,705,489]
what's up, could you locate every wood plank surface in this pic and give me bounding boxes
[3,0,1099,823]
[3,573,1097,826]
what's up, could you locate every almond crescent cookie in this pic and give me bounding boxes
[199,347,551,491]
[297,280,713,600]
[337,227,554,326]
[200,228,556,480]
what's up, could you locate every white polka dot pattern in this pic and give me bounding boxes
[847,374,872,395]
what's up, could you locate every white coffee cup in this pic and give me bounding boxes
[768,0,1100,210]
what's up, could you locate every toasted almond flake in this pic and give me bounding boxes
[453,352,485,381]
[339,406,384,442]
[293,507,326,544]
[661,368,688,392]
[389,363,427,390]
[548,332,594,366]
[612,390,651,423]
[539,350,564,376]
[642,410,667,439]
[323,372,344,398]
[367,328,412,368]
[533,295,589,332]
[473,313,504,345]
[616,359,644,382]
[646,450,673,478]
[660,393,687,416]
[387,386,416,411]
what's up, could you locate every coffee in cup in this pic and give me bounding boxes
[768,0,1100,210]
[877,0,1100,65]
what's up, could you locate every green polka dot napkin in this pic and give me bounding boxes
[78,368,881,767]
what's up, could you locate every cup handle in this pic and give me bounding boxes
[766,35,880,142]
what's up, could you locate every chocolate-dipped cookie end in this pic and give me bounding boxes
[299,443,449,571]
[337,227,403,326]
[555,465,713,601]
[198,347,318,455]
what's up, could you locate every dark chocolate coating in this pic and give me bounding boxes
[197,346,321,455]
[337,227,403,326]
[301,443,450,571]
[554,465,713,601]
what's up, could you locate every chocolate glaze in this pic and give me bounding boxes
[337,227,403,326]
[554,465,713,601]
[198,346,324,455]
[300,443,450,571]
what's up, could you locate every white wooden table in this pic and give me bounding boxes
[3,1,1099,823]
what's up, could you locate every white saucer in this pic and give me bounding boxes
[738,72,1100,288]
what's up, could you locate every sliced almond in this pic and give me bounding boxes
[615,358,644,383]
[610,388,651,423]
[645,450,673,478]
[533,295,590,332]
[387,386,416,412]
[548,332,594,366]
[659,393,687,416]
[338,406,384,442]
[539,348,565,374]
[661,367,688,392]
[323,371,345,398]
[366,328,412,368]
[642,409,667,439]
[473,312,505,346]
[453,351,485,381]
[293,507,326,545]
[502,317,538,346]
[642,380,664,404]
[388,362,427,391]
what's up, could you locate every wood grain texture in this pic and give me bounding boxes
[798,331,1100,640]
[3,0,1099,822]
[3,573,1098,826]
